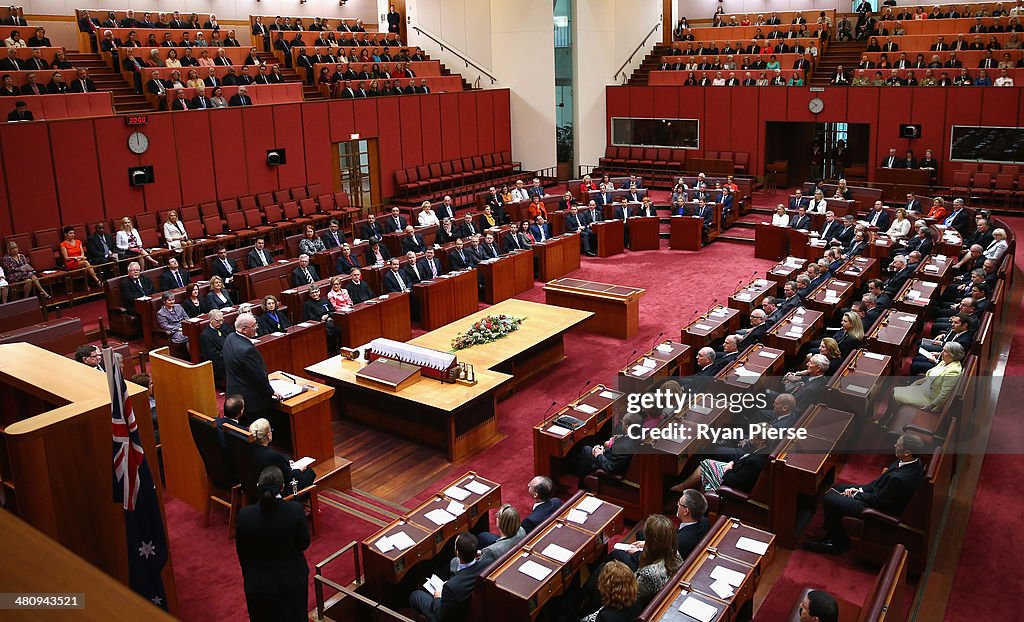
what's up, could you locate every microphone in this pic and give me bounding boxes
[576,379,593,401]
[620,349,638,373]
[648,330,665,353]
[278,371,300,384]
[540,400,558,422]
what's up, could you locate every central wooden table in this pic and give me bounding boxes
[543,277,645,339]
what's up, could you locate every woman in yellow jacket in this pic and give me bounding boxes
[891,341,965,411]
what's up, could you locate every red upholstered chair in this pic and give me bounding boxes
[238,195,258,212]
[993,174,1016,206]
[706,150,720,160]
[180,205,201,222]
[290,187,308,201]
[243,209,276,240]
[273,189,292,204]
[734,152,749,173]
[201,202,223,221]
[202,215,237,247]
[581,456,645,523]
[224,211,257,244]
[33,228,61,252]
[703,450,776,532]
[394,168,411,195]
[950,171,971,198]
[980,163,999,175]
[283,201,315,230]
[256,192,275,208]
[298,199,329,228]
[136,212,158,234]
[971,172,992,202]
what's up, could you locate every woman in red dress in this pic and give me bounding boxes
[59,226,102,290]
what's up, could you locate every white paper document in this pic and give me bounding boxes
[735,537,770,555]
[655,344,674,354]
[758,350,777,358]
[576,496,603,514]
[612,542,633,551]
[566,509,589,524]
[463,479,490,495]
[642,357,657,368]
[734,293,751,301]
[290,456,315,470]
[599,390,618,399]
[845,384,870,395]
[733,366,760,378]
[389,531,416,551]
[694,323,713,331]
[540,543,573,563]
[446,500,466,516]
[710,565,745,587]
[863,352,885,360]
[631,365,654,376]
[678,596,718,622]
[547,424,571,437]
[574,403,598,415]
[518,560,552,581]
[423,575,444,594]
[709,579,735,599]
[424,508,457,526]
[375,536,394,553]
[897,315,917,323]
[269,379,304,399]
[444,486,470,501]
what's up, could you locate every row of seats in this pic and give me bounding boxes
[950,170,1024,205]
[599,146,750,175]
[394,152,523,203]
[2,92,113,119]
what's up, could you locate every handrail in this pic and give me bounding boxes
[411,25,498,85]
[614,21,663,82]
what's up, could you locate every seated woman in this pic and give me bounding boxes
[156,292,189,344]
[298,224,327,256]
[205,276,233,310]
[165,48,182,68]
[885,208,912,239]
[671,434,770,496]
[449,504,525,575]
[210,87,228,108]
[889,341,965,413]
[198,49,215,66]
[801,311,864,360]
[185,69,204,89]
[817,337,845,376]
[581,561,642,622]
[771,204,790,227]
[788,72,804,86]
[924,196,947,220]
[256,295,290,335]
[605,514,682,613]
[984,228,1009,261]
[527,196,548,220]
[181,282,206,318]
[248,418,315,491]
[2,241,49,299]
[833,179,852,199]
[326,276,354,310]
[163,210,197,269]
[166,69,185,89]
[59,226,102,289]
[270,65,286,84]
[116,216,159,266]
[0,264,7,303]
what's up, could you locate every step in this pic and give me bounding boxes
[718,233,756,244]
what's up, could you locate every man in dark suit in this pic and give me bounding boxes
[790,206,811,231]
[409,532,487,622]
[681,347,720,392]
[223,313,278,426]
[290,254,320,287]
[400,225,426,254]
[170,88,191,111]
[911,313,975,374]
[818,212,842,242]
[360,214,384,242]
[159,257,190,290]
[119,262,156,313]
[503,222,530,252]
[213,393,244,448]
[693,200,714,239]
[941,198,970,236]
[6,99,32,121]
[788,190,808,212]
[191,88,212,109]
[563,206,595,256]
[457,214,479,240]
[247,238,273,268]
[69,68,97,93]
[401,251,424,284]
[345,268,375,303]
[880,148,899,169]
[211,246,240,284]
[435,197,457,223]
[613,489,710,570]
[383,206,407,234]
[320,219,346,249]
[861,201,890,230]
[86,222,117,265]
[417,248,445,280]
[382,258,412,293]
[529,216,552,243]
[201,309,233,386]
[448,238,477,270]
[228,85,252,106]
[577,412,642,481]
[804,434,926,555]
[477,232,502,259]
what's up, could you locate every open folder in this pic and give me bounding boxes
[269,378,306,400]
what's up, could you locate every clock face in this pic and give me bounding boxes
[808,97,824,114]
[128,131,149,154]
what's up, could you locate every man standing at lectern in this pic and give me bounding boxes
[224,312,279,426]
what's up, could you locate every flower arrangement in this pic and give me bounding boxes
[451,314,525,350]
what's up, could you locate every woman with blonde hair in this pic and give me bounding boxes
[163,210,197,268]
[327,276,353,310]
[205,275,233,309]
[116,216,159,266]
[885,207,912,239]
[449,504,525,574]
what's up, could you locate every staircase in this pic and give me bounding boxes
[64,51,151,113]
[255,52,326,101]
[627,44,673,85]
[808,40,868,86]
[432,55,476,90]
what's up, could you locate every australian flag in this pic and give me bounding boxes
[105,349,169,610]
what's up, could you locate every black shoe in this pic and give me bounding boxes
[585,251,597,257]
[802,539,845,555]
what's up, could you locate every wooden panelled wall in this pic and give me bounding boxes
[0,89,512,237]
[605,85,1024,186]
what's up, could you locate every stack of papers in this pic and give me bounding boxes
[518,560,552,581]
[710,565,745,587]
[540,543,573,563]
[845,384,870,395]
[547,424,571,437]
[574,403,599,415]
[566,509,589,524]
[735,537,770,555]
[444,486,470,501]
[679,597,718,622]
[709,580,735,599]
[655,344,674,354]
[599,390,619,398]
[446,500,466,516]
[642,358,657,368]
[734,293,751,301]
[577,496,603,514]
[630,365,654,377]
[464,479,491,495]
[424,508,457,526]
[290,456,315,470]
[377,530,416,552]
[863,352,885,360]
[694,323,712,331]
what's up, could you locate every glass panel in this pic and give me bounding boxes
[611,117,699,149]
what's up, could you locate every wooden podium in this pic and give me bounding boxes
[593,220,625,257]
[754,222,790,260]
[669,215,702,250]
[543,277,645,339]
[629,215,661,250]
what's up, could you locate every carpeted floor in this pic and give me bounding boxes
[56,196,1024,621]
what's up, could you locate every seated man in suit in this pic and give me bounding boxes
[382,258,412,293]
[478,475,562,547]
[693,199,715,240]
[790,205,811,230]
[477,232,503,260]
[290,254,320,287]
[612,489,710,569]
[457,214,480,240]
[771,354,830,413]
[159,257,190,290]
[418,248,445,280]
[435,218,459,244]
[563,206,595,256]
[210,246,240,285]
[448,238,477,270]
[529,216,552,243]
[360,213,384,242]
[200,309,232,386]
[503,221,530,252]
[713,335,742,372]
[86,222,118,265]
[246,238,273,268]
[778,281,803,313]
[213,393,244,447]
[320,219,346,249]
[401,251,424,284]
[400,225,426,254]
[681,347,719,392]
[451,504,525,575]
[911,313,975,374]
[575,412,643,483]
[119,261,156,313]
[345,268,375,303]
[804,433,927,555]
[860,200,890,230]
[409,532,487,622]
[383,206,408,234]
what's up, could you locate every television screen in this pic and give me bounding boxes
[950,126,1024,163]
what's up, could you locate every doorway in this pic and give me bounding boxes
[333,139,380,210]
[765,122,870,185]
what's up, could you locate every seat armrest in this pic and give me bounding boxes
[860,508,900,525]
[715,485,751,502]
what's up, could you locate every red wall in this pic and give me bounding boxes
[605,85,1023,187]
[0,89,513,238]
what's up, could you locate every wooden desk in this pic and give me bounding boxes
[0,297,45,333]
[865,309,919,367]
[413,270,478,330]
[917,253,954,285]
[617,341,692,396]
[544,278,645,339]
[333,292,412,347]
[875,167,932,201]
[766,257,807,293]
[825,349,892,417]
[268,371,336,463]
[728,278,775,316]
[771,405,854,547]
[360,472,500,602]
[680,306,740,350]
[937,227,964,258]
[835,256,879,290]
[669,215,702,251]
[533,385,625,478]
[478,249,535,304]
[252,322,328,377]
[641,516,775,622]
[479,493,623,622]
[803,277,855,317]
[764,308,824,358]
[713,344,786,392]
[895,278,939,314]
[236,259,299,303]
[533,234,581,281]
[754,222,790,261]
[629,215,661,251]
[593,220,625,257]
